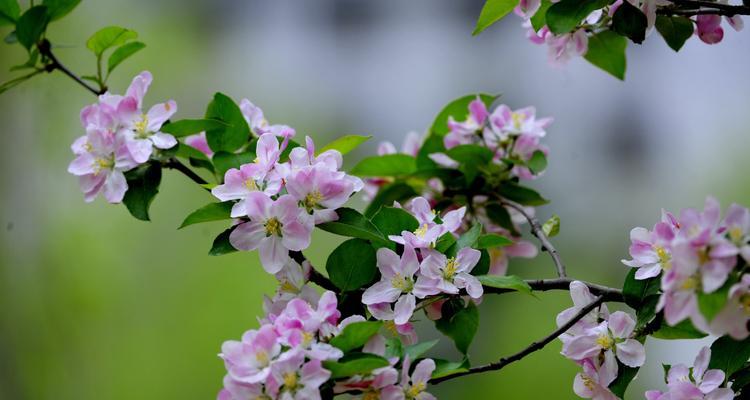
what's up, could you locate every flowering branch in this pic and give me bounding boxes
[501,199,567,278]
[431,295,606,385]
[659,0,750,17]
[484,278,623,302]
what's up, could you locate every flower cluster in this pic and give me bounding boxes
[645,346,734,400]
[68,71,177,203]
[558,282,646,400]
[212,132,363,273]
[512,0,744,66]
[622,197,750,339]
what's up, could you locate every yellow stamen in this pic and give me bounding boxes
[303,191,324,210]
[730,226,744,244]
[681,276,700,291]
[283,372,298,390]
[391,273,414,293]
[581,374,596,391]
[414,224,429,238]
[740,294,750,315]
[595,334,614,350]
[442,258,458,280]
[384,321,399,336]
[362,390,380,400]
[406,381,426,399]
[255,351,269,366]
[655,245,672,270]
[93,157,114,175]
[302,331,315,346]
[264,217,282,236]
[245,179,259,191]
[511,112,525,130]
[279,280,300,294]
[134,114,149,138]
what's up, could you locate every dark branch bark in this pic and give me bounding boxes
[484,278,623,303]
[289,251,338,292]
[37,39,105,96]
[658,0,750,17]
[163,158,209,185]
[431,295,605,384]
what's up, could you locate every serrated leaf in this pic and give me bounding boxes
[86,26,137,57]
[326,238,377,292]
[107,41,145,74]
[473,0,519,35]
[122,163,162,221]
[330,321,382,352]
[655,15,693,52]
[622,269,660,309]
[370,206,419,238]
[477,274,534,296]
[432,358,470,379]
[318,134,371,156]
[584,30,628,80]
[179,202,233,229]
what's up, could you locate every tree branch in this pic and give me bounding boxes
[483,278,623,303]
[37,39,105,96]
[431,295,605,384]
[289,250,338,292]
[501,199,567,278]
[658,0,750,16]
[163,158,209,185]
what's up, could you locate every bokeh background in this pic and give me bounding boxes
[1,0,749,399]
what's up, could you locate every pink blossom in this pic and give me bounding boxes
[220,324,282,384]
[229,193,312,273]
[362,246,424,325]
[266,350,331,400]
[657,243,704,326]
[444,98,489,149]
[417,248,484,299]
[646,347,734,400]
[217,375,268,400]
[279,136,344,176]
[487,105,552,140]
[184,132,213,157]
[573,352,619,400]
[621,222,676,280]
[389,197,466,249]
[709,274,750,340]
[274,291,343,359]
[212,162,283,217]
[262,259,320,324]
[488,239,538,275]
[696,14,725,44]
[514,0,541,19]
[557,281,610,344]
[546,29,588,65]
[286,163,360,224]
[562,311,646,368]
[239,98,296,138]
[724,203,750,263]
[381,357,436,400]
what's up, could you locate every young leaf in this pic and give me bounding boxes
[212,151,254,180]
[179,202,234,229]
[542,214,560,237]
[477,275,534,296]
[476,233,513,249]
[326,238,378,292]
[107,41,146,74]
[485,203,519,236]
[527,150,547,174]
[455,223,483,252]
[209,227,238,256]
[350,154,417,177]
[652,319,707,339]
[317,208,388,245]
[318,135,371,156]
[404,339,439,361]
[204,92,251,153]
[432,358,470,379]
[429,93,497,138]
[329,321,383,352]
[473,0,520,35]
[323,353,390,379]
[86,26,137,57]
[0,0,20,26]
[655,15,694,52]
[42,0,81,21]
[546,0,609,34]
[435,302,479,354]
[364,182,418,218]
[612,0,648,44]
[15,6,49,50]
[370,206,419,238]
[122,163,162,221]
[708,336,750,377]
[530,0,552,31]
[497,181,549,206]
[161,118,229,138]
[584,30,628,80]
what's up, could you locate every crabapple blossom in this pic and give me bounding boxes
[184,132,213,157]
[239,98,296,139]
[229,193,312,273]
[381,357,437,400]
[220,324,282,384]
[709,274,750,340]
[562,311,646,368]
[285,163,361,224]
[266,352,331,400]
[645,347,734,400]
[621,221,676,280]
[389,197,465,249]
[444,97,489,149]
[217,375,269,400]
[724,203,750,263]
[262,259,320,324]
[573,352,619,400]
[557,281,610,344]
[416,248,484,299]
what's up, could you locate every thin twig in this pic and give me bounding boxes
[501,199,567,278]
[431,295,605,384]
[37,39,105,96]
[483,278,623,303]
[658,0,750,16]
[163,158,209,185]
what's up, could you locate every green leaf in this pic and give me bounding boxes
[530,0,552,31]
[326,238,378,292]
[608,362,639,398]
[317,208,388,245]
[527,150,548,175]
[429,93,497,138]
[212,151,254,180]
[86,26,137,57]
[473,0,520,35]
[15,6,49,50]
[416,134,446,170]
[584,30,628,80]
[107,41,145,74]
[435,302,479,354]
[204,92,251,153]
[612,0,647,44]
[350,154,417,177]
[42,0,80,21]
[364,182,418,218]
[454,223,483,253]
[485,203,519,236]
[436,233,458,253]
[432,358,470,379]
[175,143,214,173]
[542,214,560,237]
[330,321,383,352]
[370,206,419,238]
[318,135,371,156]
[698,281,732,323]
[477,274,534,296]
[384,338,404,359]
[404,340,439,361]
[323,353,390,379]
[9,48,38,71]
[729,366,750,392]
[474,249,491,276]
[709,336,750,377]
[179,202,233,229]
[652,319,707,339]
[445,144,494,183]
[122,163,162,221]
[622,269,660,309]
[161,118,229,138]
[655,15,695,52]
[476,233,513,249]
[0,0,20,26]
[497,181,549,206]
[546,0,609,34]
[209,227,237,256]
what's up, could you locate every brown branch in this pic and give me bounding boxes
[431,295,605,384]
[501,199,567,278]
[483,278,623,303]
[289,250,338,292]
[658,0,750,16]
[37,39,105,96]
[163,158,209,186]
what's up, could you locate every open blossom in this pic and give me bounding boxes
[417,248,484,299]
[557,281,610,344]
[184,132,213,157]
[709,274,750,340]
[362,245,431,325]
[724,204,750,263]
[444,97,488,149]
[389,197,466,249]
[621,221,676,280]
[487,105,551,140]
[262,259,319,323]
[274,292,343,360]
[380,357,437,400]
[229,193,312,273]
[239,98,296,138]
[266,351,331,400]
[563,311,646,368]
[645,347,734,400]
[573,352,618,400]
[286,163,361,224]
[220,324,282,384]
[217,375,270,400]
[278,136,344,177]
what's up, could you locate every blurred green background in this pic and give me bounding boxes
[1,0,750,399]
